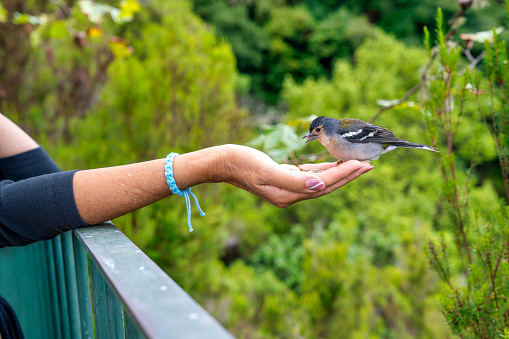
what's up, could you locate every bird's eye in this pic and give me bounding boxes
[315,128,321,132]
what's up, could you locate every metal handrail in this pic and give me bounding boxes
[0,224,235,339]
[75,224,234,338]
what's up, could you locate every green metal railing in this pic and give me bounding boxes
[0,223,235,339]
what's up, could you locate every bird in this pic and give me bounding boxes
[303,116,438,162]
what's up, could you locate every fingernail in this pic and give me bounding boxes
[306,178,325,190]
[363,165,374,174]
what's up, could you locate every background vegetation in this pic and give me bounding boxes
[1,0,508,337]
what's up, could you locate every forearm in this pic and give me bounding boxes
[73,144,370,225]
[0,114,39,158]
[73,147,224,225]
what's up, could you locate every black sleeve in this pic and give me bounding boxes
[0,147,61,181]
[0,147,89,247]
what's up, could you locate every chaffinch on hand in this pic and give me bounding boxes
[303,116,438,162]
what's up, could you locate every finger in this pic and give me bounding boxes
[295,162,339,171]
[289,162,371,202]
[315,160,367,187]
[258,162,373,207]
[265,160,365,194]
[264,164,326,193]
[299,162,370,198]
[319,163,371,194]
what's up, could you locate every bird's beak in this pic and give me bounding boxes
[303,132,317,143]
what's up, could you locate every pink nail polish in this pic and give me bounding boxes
[363,165,374,174]
[306,179,325,190]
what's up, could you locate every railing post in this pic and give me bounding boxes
[62,231,83,339]
[90,262,109,337]
[45,238,63,338]
[105,284,126,339]
[125,311,145,339]
[52,235,72,338]
[73,235,94,338]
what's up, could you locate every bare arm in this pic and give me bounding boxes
[73,145,372,225]
[0,114,372,226]
[0,113,39,158]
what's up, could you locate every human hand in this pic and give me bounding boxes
[211,144,373,207]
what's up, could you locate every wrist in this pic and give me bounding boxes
[171,145,228,189]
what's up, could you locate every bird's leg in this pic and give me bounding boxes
[336,160,344,165]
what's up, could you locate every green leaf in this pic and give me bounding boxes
[423,26,431,56]
[267,148,292,163]
[30,25,45,47]
[247,134,265,148]
[264,124,303,151]
[279,124,302,149]
[247,124,306,162]
[13,13,31,24]
[263,125,285,150]
[109,39,134,58]
[47,20,68,39]
[78,0,114,24]
[376,99,399,107]
[0,3,7,23]
[118,0,141,22]
[13,12,47,25]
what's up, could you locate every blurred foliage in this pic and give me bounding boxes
[422,8,509,337]
[1,0,508,338]
[191,0,508,103]
[0,0,138,138]
[248,122,309,163]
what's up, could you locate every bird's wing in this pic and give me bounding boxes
[337,122,399,144]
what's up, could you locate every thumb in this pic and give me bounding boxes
[266,165,326,193]
[304,177,326,191]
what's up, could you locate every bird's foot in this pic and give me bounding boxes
[336,160,344,165]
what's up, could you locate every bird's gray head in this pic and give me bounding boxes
[303,116,339,143]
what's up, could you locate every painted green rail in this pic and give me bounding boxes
[0,223,235,339]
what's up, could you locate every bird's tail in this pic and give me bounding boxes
[391,141,439,152]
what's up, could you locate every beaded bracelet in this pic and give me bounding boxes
[164,153,205,232]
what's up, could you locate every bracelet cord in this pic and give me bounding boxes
[164,153,205,232]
